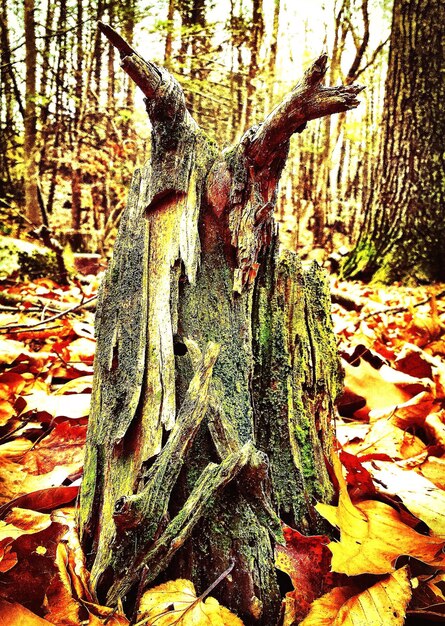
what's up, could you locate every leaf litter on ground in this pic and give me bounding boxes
[0,275,445,624]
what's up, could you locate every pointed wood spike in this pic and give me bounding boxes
[97,21,137,59]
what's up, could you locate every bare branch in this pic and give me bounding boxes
[247,54,364,168]
[353,37,390,80]
[345,0,370,84]
[121,54,162,100]
[98,21,163,100]
[97,20,137,58]
[98,21,191,130]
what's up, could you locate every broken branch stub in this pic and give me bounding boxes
[246,54,365,168]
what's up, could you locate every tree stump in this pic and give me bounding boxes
[79,23,362,625]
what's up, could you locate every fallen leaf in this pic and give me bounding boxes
[0,538,18,572]
[300,566,411,626]
[0,456,73,505]
[22,421,87,475]
[368,391,437,427]
[340,416,426,460]
[44,542,84,626]
[395,343,436,379]
[67,337,96,363]
[0,338,28,365]
[419,456,445,489]
[0,599,53,624]
[0,509,67,614]
[275,525,334,623]
[0,399,16,426]
[339,450,376,499]
[342,359,412,416]
[55,375,94,394]
[0,485,79,518]
[0,437,34,459]
[316,456,444,575]
[410,570,445,618]
[44,509,129,625]
[365,460,445,537]
[51,508,94,603]
[137,579,245,625]
[336,420,371,447]
[19,390,91,420]
[425,410,445,446]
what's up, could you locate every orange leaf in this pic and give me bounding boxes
[0,599,53,624]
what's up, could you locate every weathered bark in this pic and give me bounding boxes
[342,0,445,283]
[80,23,361,625]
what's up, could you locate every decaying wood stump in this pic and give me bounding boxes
[79,23,362,625]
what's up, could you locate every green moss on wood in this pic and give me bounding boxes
[253,247,342,529]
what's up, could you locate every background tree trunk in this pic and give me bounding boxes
[79,25,362,626]
[342,0,445,283]
[24,0,41,226]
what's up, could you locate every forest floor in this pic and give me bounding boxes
[0,273,444,625]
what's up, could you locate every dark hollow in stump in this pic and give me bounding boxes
[79,23,362,626]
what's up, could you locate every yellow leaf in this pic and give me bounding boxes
[300,567,411,626]
[365,460,445,537]
[137,579,244,626]
[425,410,445,446]
[342,359,411,413]
[316,456,444,575]
[419,455,445,489]
[368,391,436,426]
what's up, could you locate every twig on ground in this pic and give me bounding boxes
[361,288,445,321]
[0,294,97,332]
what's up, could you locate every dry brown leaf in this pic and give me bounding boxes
[0,338,29,365]
[275,525,334,624]
[0,437,34,459]
[137,579,244,626]
[365,460,445,537]
[316,456,444,575]
[0,456,72,505]
[0,537,17,573]
[299,566,411,626]
[0,511,67,614]
[51,508,94,602]
[22,421,87,475]
[421,570,445,601]
[66,337,96,362]
[44,542,83,626]
[44,509,129,625]
[0,599,53,624]
[336,420,370,447]
[340,417,426,460]
[82,601,129,625]
[55,375,94,394]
